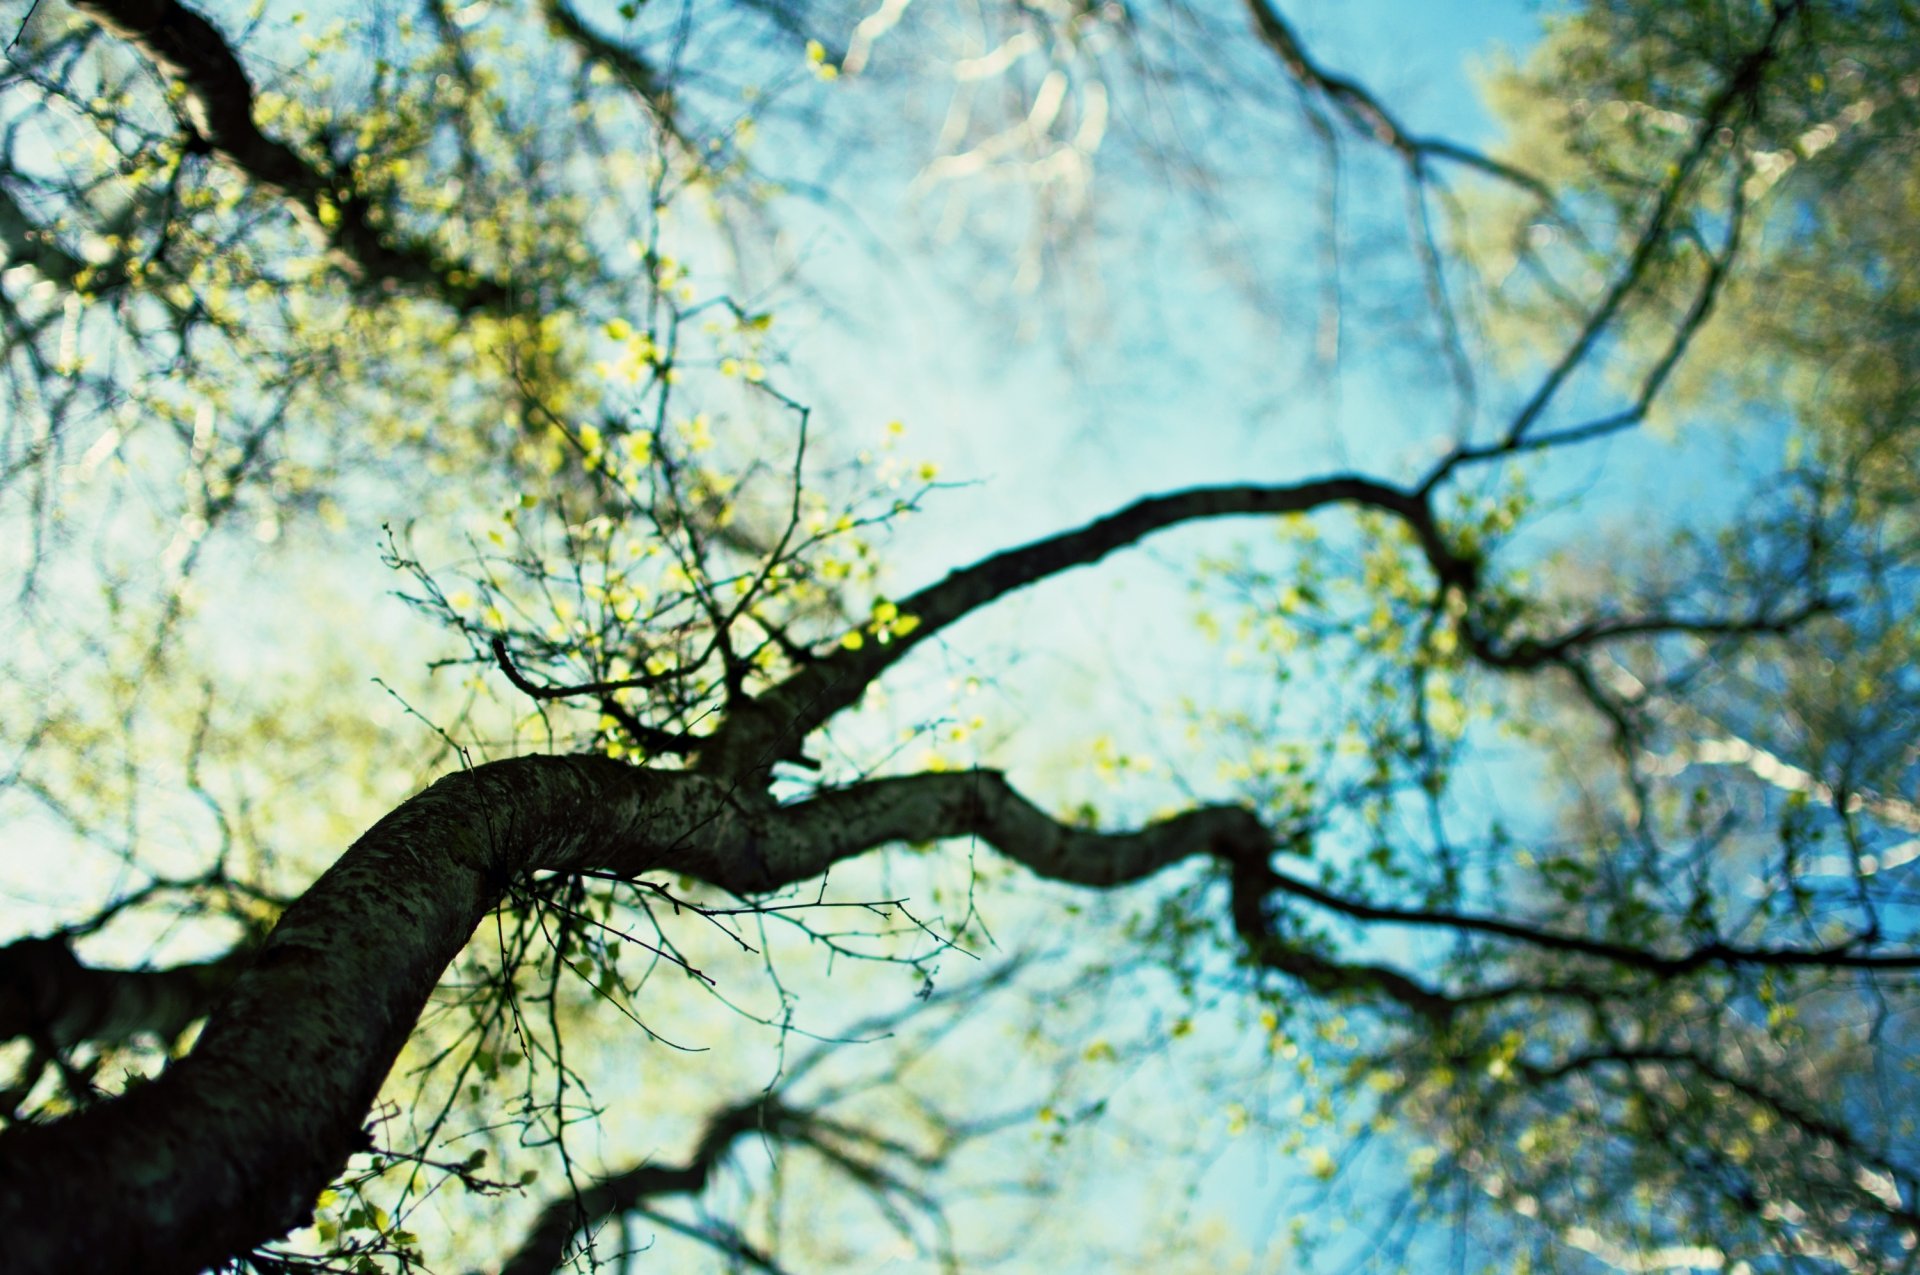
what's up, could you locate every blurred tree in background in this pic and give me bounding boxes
[0,0,1915,1271]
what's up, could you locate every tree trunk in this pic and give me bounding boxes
[0,755,703,1275]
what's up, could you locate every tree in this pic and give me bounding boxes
[1,0,1916,1271]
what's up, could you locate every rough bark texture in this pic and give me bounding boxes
[0,756,698,1275]
[3,721,1886,1269]
[0,756,1263,1273]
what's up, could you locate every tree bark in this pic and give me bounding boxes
[0,938,252,1051]
[0,755,709,1275]
[6,737,1896,1272]
[0,755,1259,1273]
[0,753,1279,1273]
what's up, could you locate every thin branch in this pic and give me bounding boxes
[1425,165,1750,488]
[1517,1046,1920,1229]
[538,0,685,149]
[71,0,517,312]
[489,635,702,757]
[1242,0,1554,202]
[493,1095,802,1275]
[1477,2,1795,459]
[1468,595,1837,674]
[703,454,1838,792]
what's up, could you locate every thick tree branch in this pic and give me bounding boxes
[0,753,1440,1272]
[71,0,517,313]
[0,756,698,1275]
[767,773,1920,997]
[761,774,1480,1022]
[3,747,1911,1271]
[0,935,252,1051]
[699,477,1478,780]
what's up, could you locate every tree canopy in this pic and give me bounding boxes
[1,0,1916,1271]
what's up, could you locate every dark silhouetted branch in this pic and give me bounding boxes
[1244,0,1554,201]
[72,0,518,313]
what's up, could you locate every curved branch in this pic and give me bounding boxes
[7,755,1904,1273]
[698,476,1478,780]
[1243,0,1554,201]
[0,754,1439,1273]
[698,461,1838,789]
[1262,862,1920,976]
[495,1096,804,1275]
[1440,1,1796,471]
[760,771,1463,1020]
[765,773,1920,999]
[490,635,701,756]
[71,0,517,313]
[0,756,700,1275]
[0,756,1034,1272]
[1468,595,1838,674]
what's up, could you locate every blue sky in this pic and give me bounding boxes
[3,2,1730,1269]
[749,3,1572,1266]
